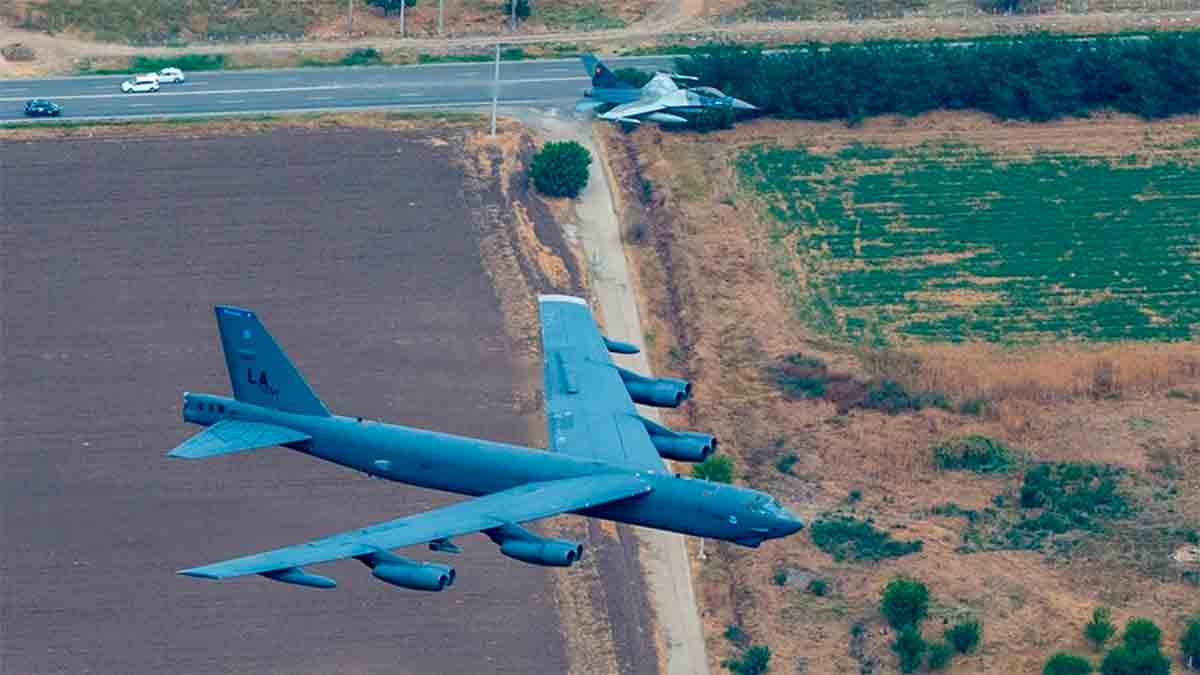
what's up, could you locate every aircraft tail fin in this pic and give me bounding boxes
[582,54,634,90]
[214,306,331,417]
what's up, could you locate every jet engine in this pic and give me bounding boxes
[487,524,583,567]
[637,415,717,462]
[356,550,456,591]
[617,366,692,408]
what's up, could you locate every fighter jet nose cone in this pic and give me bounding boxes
[776,509,805,537]
[733,99,759,111]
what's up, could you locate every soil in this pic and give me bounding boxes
[0,116,656,674]
[598,114,1200,674]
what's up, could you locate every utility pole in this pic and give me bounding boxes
[511,0,517,31]
[346,0,353,36]
[400,0,406,37]
[438,0,444,35]
[490,43,500,136]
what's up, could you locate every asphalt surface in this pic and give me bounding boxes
[0,127,587,674]
[0,56,674,121]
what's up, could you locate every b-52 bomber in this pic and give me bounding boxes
[578,53,758,126]
[170,296,802,592]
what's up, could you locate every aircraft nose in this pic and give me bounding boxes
[731,98,759,112]
[776,509,804,537]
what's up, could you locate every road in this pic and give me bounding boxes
[0,56,674,122]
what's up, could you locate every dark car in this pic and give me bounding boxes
[24,99,62,117]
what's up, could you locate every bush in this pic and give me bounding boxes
[891,626,927,674]
[1044,653,1094,675]
[775,453,798,474]
[1018,463,1132,531]
[928,641,954,670]
[529,141,591,198]
[880,577,929,630]
[1121,619,1162,652]
[724,624,748,647]
[861,379,948,414]
[772,568,788,586]
[811,516,923,562]
[807,578,828,596]
[1182,616,1200,667]
[723,645,771,675]
[1099,645,1170,675]
[1085,607,1117,651]
[692,454,733,483]
[131,54,227,72]
[340,47,382,66]
[933,435,1013,473]
[691,105,736,133]
[945,618,981,654]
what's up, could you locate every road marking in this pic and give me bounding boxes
[307,96,334,101]
[219,99,246,104]
[128,103,153,107]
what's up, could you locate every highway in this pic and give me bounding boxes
[0,56,674,121]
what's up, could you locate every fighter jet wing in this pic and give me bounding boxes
[180,473,651,580]
[538,294,667,472]
[598,99,667,122]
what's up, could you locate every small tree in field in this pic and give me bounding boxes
[1121,618,1162,652]
[945,618,981,654]
[529,141,591,198]
[880,577,930,630]
[693,454,733,483]
[891,626,927,674]
[1182,616,1200,669]
[1044,653,1093,675]
[1085,608,1117,651]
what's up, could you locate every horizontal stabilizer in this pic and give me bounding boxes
[168,419,311,459]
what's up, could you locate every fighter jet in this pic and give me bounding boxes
[170,297,803,592]
[578,53,758,126]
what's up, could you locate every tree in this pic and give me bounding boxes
[880,577,930,630]
[1122,618,1162,652]
[1044,653,1093,675]
[1182,616,1200,669]
[529,141,591,198]
[1085,608,1117,651]
[366,0,414,14]
[891,626,927,674]
[693,454,733,483]
[1099,645,1169,675]
[945,618,981,654]
[614,67,652,88]
[722,645,770,675]
[928,641,954,670]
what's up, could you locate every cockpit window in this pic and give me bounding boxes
[693,86,727,98]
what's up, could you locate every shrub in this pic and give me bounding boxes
[1182,616,1200,667]
[340,47,382,66]
[724,624,748,647]
[891,626,927,674]
[1018,463,1132,530]
[775,453,798,474]
[772,568,788,586]
[880,577,929,630]
[933,435,1013,473]
[945,618,981,654]
[928,641,954,670]
[691,105,736,133]
[1099,645,1170,675]
[723,645,771,675]
[1044,653,1094,675]
[847,489,862,504]
[811,516,923,562]
[807,578,828,596]
[861,379,948,414]
[131,54,227,72]
[769,353,827,399]
[1085,607,1117,651]
[1121,619,1162,652]
[529,141,591,198]
[693,454,733,483]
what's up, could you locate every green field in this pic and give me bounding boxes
[737,141,1200,343]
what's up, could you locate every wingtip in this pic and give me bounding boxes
[538,294,588,306]
[179,568,222,580]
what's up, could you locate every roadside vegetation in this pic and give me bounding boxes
[678,33,1200,123]
[530,141,591,198]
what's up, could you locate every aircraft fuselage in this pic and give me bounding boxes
[184,392,798,547]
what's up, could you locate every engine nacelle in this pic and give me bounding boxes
[637,415,717,462]
[652,430,717,463]
[357,550,456,592]
[617,367,692,408]
[372,562,455,591]
[499,539,584,567]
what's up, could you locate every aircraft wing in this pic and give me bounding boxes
[179,473,650,580]
[598,99,667,122]
[168,419,311,459]
[538,295,667,472]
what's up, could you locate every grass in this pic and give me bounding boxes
[737,142,1200,343]
[29,0,314,44]
[536,4,625,29]
[810,515,923,561]
[932,435,1013,473]
[727,0,928,21]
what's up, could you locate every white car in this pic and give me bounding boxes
[157,67,185,83]
[121,75,160,93]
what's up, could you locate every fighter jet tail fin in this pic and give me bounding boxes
[582,54,635,90]
[213,306,331,417]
